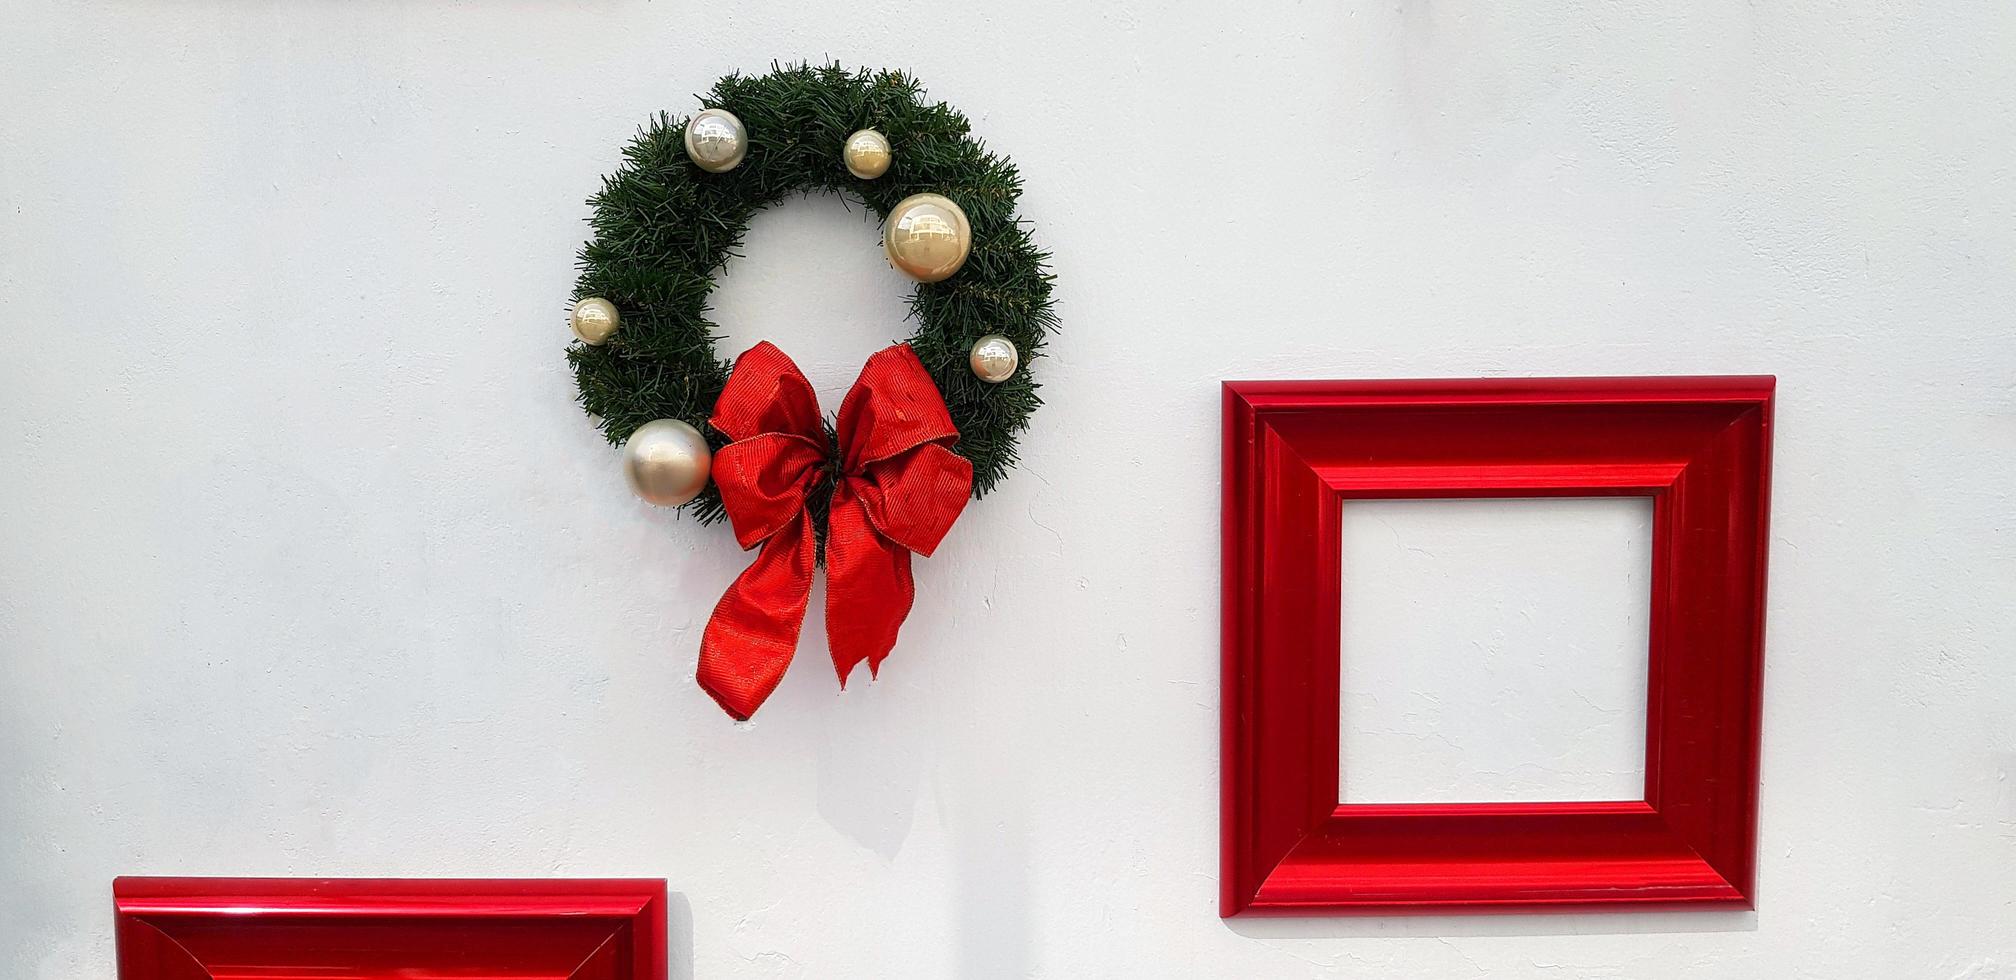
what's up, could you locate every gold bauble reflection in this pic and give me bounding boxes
[843,129,891,179]
[623,419,712,507]
[683,108,747,173]
[883,193,971,282]
[570,297,620,345]
[968,334,1019,383]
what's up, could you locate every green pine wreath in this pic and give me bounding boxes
[567,63,1057,533]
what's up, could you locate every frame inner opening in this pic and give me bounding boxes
[1338,496,1653,804]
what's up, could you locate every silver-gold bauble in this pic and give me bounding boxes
[883,193,971,283]
[623,419,712,507]
[968,334,1019,383]
[683,108,747,173]
[570,297,620,345]
[843,129,891,179]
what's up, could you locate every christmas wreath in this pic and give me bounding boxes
[564,64,1057,719]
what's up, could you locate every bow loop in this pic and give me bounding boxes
[835,344,964,470]
[834,345,973,556]
[697,342,973,720]
[850,444,972,556]
[710,433,827,549]
[710,341,828,446]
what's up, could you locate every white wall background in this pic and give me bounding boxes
[3,2,2013,977]
[1339,497,1653,805]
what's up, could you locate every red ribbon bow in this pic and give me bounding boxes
[698,341,973,720]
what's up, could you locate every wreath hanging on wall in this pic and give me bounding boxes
[564,64,1057,720]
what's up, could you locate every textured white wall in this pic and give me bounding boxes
[1339,497,1653,805]
[3,2,2013,977]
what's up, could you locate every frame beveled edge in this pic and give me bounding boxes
[113,877,669,979]
[1225,374,1777,407]
[1221,376,1775,917]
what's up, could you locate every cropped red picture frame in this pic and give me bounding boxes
[113,877,667,978]
[1221,376,1773,916]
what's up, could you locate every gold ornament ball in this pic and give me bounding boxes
[969,334,1019,383]
[623,419,712,507]
[683,108,747,173]
[570,297,621,345]
[883,193,972,283]
[843,129,892,179]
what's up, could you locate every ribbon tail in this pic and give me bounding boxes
[825,485,915,687]
[698,513,816,720]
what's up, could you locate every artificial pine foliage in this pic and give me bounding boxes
[569,63,1057,531]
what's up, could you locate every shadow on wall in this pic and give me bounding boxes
[816,687,924,860]
[944,739,1031,978]
[1223,908,1758,941]
[812,655,1032,977]
[666,890,697,980]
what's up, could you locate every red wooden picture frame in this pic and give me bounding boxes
[114,877,667,978]
[1221,376,1773,916]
